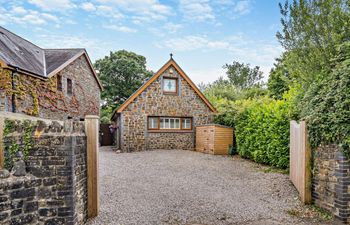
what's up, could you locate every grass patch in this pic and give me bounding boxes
[287,204,333,222]
[259,167,289,174]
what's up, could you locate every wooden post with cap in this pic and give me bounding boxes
[85,115,99,218]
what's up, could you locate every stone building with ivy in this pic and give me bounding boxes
[0,26,102,120]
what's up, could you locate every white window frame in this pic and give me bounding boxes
[163,77,178,94]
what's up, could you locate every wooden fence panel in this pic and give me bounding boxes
[290,120,311,204]
[85,115,99,218]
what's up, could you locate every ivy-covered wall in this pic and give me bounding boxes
[0,118,88,225]
[0,55,100,120]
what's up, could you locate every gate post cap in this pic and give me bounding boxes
[85,115,99,119]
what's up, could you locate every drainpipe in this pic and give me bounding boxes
[11,69,18,113]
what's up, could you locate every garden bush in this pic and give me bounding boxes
[234,96,291,168]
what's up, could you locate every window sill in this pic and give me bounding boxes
[163,92,178,95]
[147,129,193,133]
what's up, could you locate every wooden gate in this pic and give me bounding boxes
[100,123,113,146]
[290,120,311,204]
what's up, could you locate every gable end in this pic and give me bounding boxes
[116,59,216,114]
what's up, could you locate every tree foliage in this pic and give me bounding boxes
[223,61,264,89]
[94,50,152,122]
[277,0,350,84]
[268,54,290,99]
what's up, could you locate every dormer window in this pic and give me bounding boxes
[163,77,178,94]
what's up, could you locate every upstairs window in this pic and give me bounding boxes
[163,77,178,94]
[57,75,62,91]
[67,78,72,95]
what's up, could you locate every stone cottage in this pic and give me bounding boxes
[112,57,216,152]
[0,26,102,120]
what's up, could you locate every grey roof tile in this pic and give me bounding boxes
[0,26,83,78]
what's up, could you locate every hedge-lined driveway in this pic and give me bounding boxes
[87,147,330,225]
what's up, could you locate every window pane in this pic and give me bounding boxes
[165,118,169,128]
[160,118,165,129]
[170,119,175,128]
[57,75,62,91]
[148,117,158,129]
[182,118,191,129]
[67,78,72,95]
[175,119,180,128]
[163,79,176,92]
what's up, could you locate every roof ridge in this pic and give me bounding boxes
[44,48,85,50]
[0,26,43,50]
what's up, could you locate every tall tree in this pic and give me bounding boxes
[277,0,350,84]
[95,50,152,121]
[268,54,291,99]
[223,61,264,90]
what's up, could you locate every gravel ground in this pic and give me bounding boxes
[87,147,330,225]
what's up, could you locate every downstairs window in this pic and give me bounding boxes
[148,117,192,130]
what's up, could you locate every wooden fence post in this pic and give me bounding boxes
[290,120,311,204]
[85,115,99,218]
[0,117,4,169]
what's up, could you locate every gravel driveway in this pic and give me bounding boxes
[87,147,328,225]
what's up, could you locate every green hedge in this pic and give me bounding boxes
[235,97,291,168]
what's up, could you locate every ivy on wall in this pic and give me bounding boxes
[0,67,83,117]
[3,119,35,170]
[301,42,350,155]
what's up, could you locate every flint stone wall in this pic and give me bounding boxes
[0,119,87,225]
[312,144,350,223]
[119,65,214,152]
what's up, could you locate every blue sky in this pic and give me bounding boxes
[0,0,284,84]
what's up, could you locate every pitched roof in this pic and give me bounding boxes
[0,26,102,90]
[116,58,216,114]
[0,26,45,76]
[45,49,84,74]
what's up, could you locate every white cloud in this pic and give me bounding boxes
[156,34,283,80]
[81,2,96,12]
[42,13,59,23]
[96,0,172,21]
[164,23,183,33]
[233,0,252,15]
[34,33,111,61]
[12,6,27,14]
[29,0,76,11]
[103,24,137,33]
[0,5,59,26]
[179,0,215,22]
[159,35,229,51]
[189,68,226,84]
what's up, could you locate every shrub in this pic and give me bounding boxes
[301,42,350,153]
[235,96,291,168]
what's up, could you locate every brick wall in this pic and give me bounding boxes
[312,144,350,223]
[119,65,214,152]
[0,119,88,225]
[0,55,100,120]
